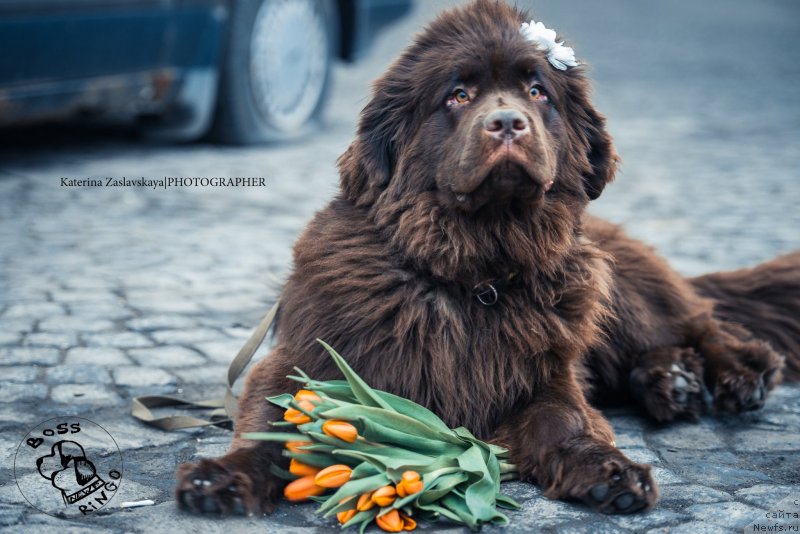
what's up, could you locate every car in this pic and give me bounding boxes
[0,0,412,143]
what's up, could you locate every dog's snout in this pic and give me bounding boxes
[483,109,529,140]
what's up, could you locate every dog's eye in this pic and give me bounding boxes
[530,85,548,102]
[449,88,470,106]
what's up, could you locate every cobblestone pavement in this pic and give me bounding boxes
[2,0,799,532]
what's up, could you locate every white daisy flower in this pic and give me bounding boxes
[520,19,578,71]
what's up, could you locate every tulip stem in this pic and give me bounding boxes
[499,462,519,475]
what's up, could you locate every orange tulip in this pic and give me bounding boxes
[284,392,316,424]
[396,480,423,498]
[376,509,403,532]
[322,420,358,443]
[401,513,416,531]
[314,464,352,488]
[286,440,312,453]
[396,471,422,498]
[283,475,325,502]
[294,389,321,402]
[356,492,375,511]
[297,399,316,410]
[371,485,396,507]
[406,480,423,494]
[401,471,420,484]
[288,459,320,477]
[337,508,357,524]
[283,407,311,424]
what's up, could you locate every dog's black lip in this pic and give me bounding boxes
[486,159,547,196]
[451,155,543,196]
[450,160,548,214]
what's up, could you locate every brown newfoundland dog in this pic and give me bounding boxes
[176,0,800,517]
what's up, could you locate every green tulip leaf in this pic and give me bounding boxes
[241,431,308,442]
[495,492,521,510]
[317,339,395,412]
[318,473,390,514]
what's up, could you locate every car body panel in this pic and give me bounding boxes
[0,0,411,133]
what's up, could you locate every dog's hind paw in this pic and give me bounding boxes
[630,347,707,422]
[713,368,769,413]
[710,333,783,414]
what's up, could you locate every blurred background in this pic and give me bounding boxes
[1,2,799,531]
[0,0,412,143]
[0,0,797,280]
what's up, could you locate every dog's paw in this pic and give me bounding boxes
[713,368,769,413]
[712,337,783,414]
[175,458,275,516]
[630,348,706,422]
[567,452,658,514]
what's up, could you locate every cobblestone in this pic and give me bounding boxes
[0,332,21,345]
[2,303,65,319]
[112,366,177,388]
[50,384,123,406]
[67,303,134,321]
[649,467,685,486]
[732,429,800,452]
[44,365,113,384]
[150,329,227,346]
[83,332,153,349]
[607,508,686,531]
[1,0,798,532]
[648,422,726,450]
[24,332,78,349]
[1,347,60,366]
[736,484,799,508]
[0,318,35,336]
[659,484,731,505]
[64,347,131,366]
[192,340,249,364]
[39,316,115,333]
[2,366,39,383]
[172,365,230,385]
[128,346,206,367]
[685,501,766,529]
[126,315,199,331]
[0,383,48,403]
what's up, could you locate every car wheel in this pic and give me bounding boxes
[210,0,337,144]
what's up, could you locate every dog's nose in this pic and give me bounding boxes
[483,109,529,140]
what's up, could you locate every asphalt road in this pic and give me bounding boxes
[1,1,799,533]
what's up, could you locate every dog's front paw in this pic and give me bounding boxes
[575,454,657,514]
[176,458,277,516]
[537,441,659,514]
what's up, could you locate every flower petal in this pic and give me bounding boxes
[520,19,578,69]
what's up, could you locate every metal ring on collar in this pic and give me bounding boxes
[472,283,498,306]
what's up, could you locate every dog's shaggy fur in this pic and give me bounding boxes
[176,0,800,517]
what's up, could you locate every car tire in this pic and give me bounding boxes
[209,0,338,144]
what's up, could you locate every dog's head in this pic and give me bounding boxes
[339,0,617,214]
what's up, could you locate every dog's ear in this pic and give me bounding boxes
[583,107,618,200]
[564,75,619,200]
[338,84,403,202]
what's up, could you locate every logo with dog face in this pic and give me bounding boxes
[14,417,123,517]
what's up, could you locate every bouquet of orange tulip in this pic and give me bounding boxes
[242,340,520,532]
